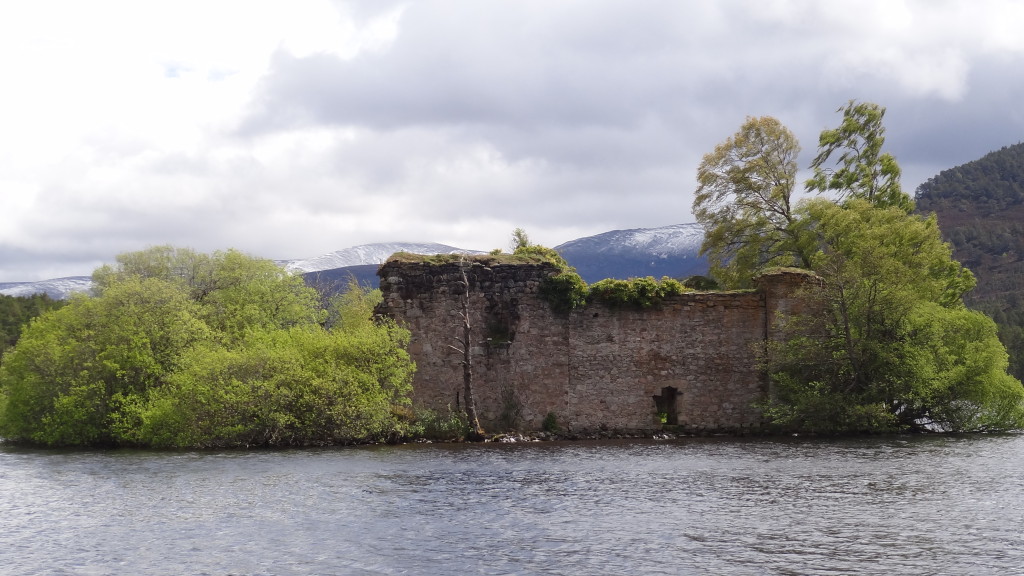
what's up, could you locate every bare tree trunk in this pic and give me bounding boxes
[448,259,485,440]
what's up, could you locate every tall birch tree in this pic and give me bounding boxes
[693,116,812,288]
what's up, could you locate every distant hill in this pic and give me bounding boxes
[295,224,708,293]
[0,277,93,299]
[553,223,707,284]
[304,223,709,290]
[285,242,486,297]
[281,242,482,274]
[915,142,1024,380]
[302,264,382,295]
[4,226,708,299]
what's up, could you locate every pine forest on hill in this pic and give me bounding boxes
[915,142,1024,380]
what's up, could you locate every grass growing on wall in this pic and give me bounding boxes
[385,250,733,312]
[587,277,688,308]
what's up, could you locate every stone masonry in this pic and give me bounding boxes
[375,258,815,434]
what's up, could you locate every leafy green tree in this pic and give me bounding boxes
[95,246,323,339]
[0,247,415,447]
[807,100,912,212]
[692,102,1023,432]
[0,277,209,445]
[693,116,811,288]
[115,320,414,448]
[903,303,1024,432]
[765,198,1023,432]
[510,227,531,251]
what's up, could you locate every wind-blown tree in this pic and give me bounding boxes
[693,116,812,288]
[0,247,415,447]
[694,103,1024,432]
[806,100,912,212]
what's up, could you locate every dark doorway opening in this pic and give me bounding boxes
[652,386,679,425]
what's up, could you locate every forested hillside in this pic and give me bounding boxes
[915,142,1024,380]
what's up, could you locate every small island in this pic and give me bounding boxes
[1,100,1021,448]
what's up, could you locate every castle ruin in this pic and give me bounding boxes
[375,258,814,434]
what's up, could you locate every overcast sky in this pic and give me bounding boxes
[2,1,1023,281]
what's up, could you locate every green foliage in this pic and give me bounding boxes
[765,303,1024,433]
[807,100,912,212]
[760,376,898,434]
[542,411,560,433]
[902,303,1024,432]
[694,103,1024,433]
[117,323,413,448]
[388,250,550,267]
[0,247,415,447]
[682,275,720,290]
[0,278,209,445]
[765,199,1023,433]
[540,272,588,312]
[511,227,531,252]
[511,243,590,313]
[412,406,470,442]
[587,276,685,308]
[0,293,65,359]
[693,115,810,288]
[512,243,571,268]
[323,278,383,331]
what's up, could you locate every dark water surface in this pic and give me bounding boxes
[2,435,1022,575]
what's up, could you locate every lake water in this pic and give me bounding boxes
[2,434,1022,575]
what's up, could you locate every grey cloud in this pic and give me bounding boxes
[7,1,1024,282]
[234,0,1024,250]
[241,3,748,135]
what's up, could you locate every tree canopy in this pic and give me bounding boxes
[694,116,810,288]
[694,102,1024,433]
[806,100,912,212]
[0,247,415,447]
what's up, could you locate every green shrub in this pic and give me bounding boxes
[542,411,560,433]
[682,275,720,290]
[0,247,416,448]
[540,272,588,312]
[414,406,470,441]
[587,276,686,308]
[512,244,571,267]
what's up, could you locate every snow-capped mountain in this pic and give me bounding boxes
[280,242,485,274]
[554,223,707,284]
[0,276,93,299]
[2,225,708,299]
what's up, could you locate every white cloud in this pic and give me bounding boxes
[1,0,1023,280]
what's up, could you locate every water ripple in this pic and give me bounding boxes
[1,435,1022,575]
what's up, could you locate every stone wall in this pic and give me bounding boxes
[376,259,813,434]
